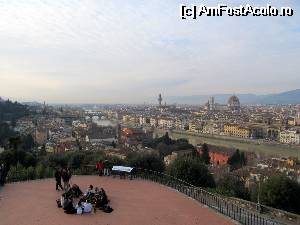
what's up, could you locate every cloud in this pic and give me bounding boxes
[0,0,299,103]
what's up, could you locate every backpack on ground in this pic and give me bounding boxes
[103,205,113,213]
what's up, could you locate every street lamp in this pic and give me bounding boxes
[256,174,262,213]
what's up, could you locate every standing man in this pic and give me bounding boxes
[0,163,8,186]
[66,167,72,189]
[96,161,104,176]
[0,163,3,185]
[62,168,70,191]
[55,168,63,191]
[103,160,110,176]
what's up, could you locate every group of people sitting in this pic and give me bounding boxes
[56,184,113,215]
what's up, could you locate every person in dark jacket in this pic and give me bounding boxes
[94,187,109,208]
[67,167,72,181]
[103,160,110,176]
[55,168,63,191]
[63,197,76,214]
[100,188,109,205]
[0,164,3,185]
[68,184,83,198]
[0,163,8,186]
[61,168,70,191]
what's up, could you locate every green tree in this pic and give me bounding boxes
[145,134,195,158]
[9,136,22,151]
[81,151,104,166]
[156,142,171,157]
[0,150,14,185]
[21,134,35,151]
[259,175,300,214]
[22,152,37,168]
[0,100,30,123]
[27,166,36,180]
[127,153,165,172]
[227,149,246,171]
[68,152,85,169]
[216,175,249,200]
[39,144,47,156]
[44,153,69,168]
[35,164,47,179]
[0,149,15,166]
[0,123,16,146]
[167,156,215,188]
[201,143,210,164]
[161,132,172,145]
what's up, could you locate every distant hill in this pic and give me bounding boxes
[258,89,300,104]
[0,100,30,122]
[22,101,43,107]
[164,89,300,105]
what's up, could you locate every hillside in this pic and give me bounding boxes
[164,89,300,105]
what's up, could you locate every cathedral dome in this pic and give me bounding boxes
[228,95,240,110]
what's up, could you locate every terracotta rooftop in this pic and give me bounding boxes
[0,176,234,225]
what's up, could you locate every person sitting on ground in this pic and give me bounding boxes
[76,199,84,215]
[69,184,83,198]
[94,187,109,209]
[85,185,93,193]
[84,185,95,198]
[82,201,93,213]
[61,193,70,208]
[91,187,100,210]
[76,198,93,214]
[61,191,73,208]
[100,188,109,205]
[63,196,76,214]
[80,185,95,204]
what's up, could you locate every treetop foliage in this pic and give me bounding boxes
[167,156,215,188]
[201,143,210,165]
[0,100,30,123]
[227,149,246,171]
[259,175,300,214]
[143,132,196,157]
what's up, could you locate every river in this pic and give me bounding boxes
[154,129,300,158]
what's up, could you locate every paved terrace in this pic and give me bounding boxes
[0,175,234,225]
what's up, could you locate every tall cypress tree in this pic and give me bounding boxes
[228,149,246,170]
[201,143,210,164]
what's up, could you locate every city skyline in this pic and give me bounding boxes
[0,0,300,103]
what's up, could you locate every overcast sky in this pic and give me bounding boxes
[0,0,299,104]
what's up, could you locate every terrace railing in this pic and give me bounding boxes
[133,168,297,225]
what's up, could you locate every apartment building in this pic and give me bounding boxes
[280,130,300,145]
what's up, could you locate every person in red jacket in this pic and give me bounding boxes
[96,161,104,176]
